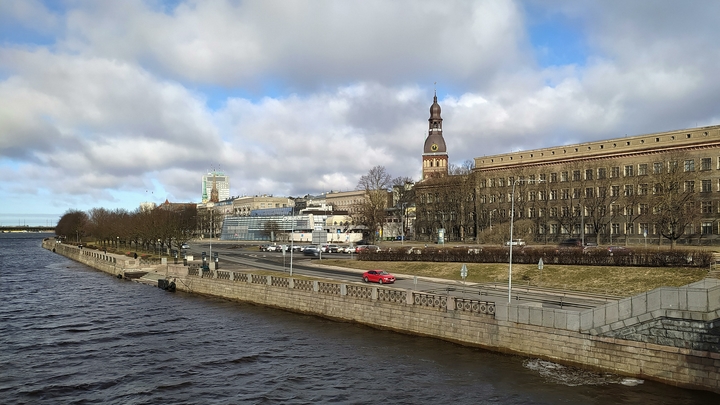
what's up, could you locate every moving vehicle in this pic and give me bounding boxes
[505,239,526,246]
[303,245,320,256]
[181,243,190,249]
[356,245,381,253]
[362,270,396,284]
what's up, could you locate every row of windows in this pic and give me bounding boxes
[478,179,719,203]
[482,201,718,219]
[480,157,720,188]
[534,222,720,236]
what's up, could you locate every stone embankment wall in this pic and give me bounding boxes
[43,240,720,394]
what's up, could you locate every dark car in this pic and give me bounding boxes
[559,238,583,247]
[362,270,396,284]
[303,245,320,256]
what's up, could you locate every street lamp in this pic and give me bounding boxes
[283,213,295,276]
[508,179,543,303]
[489,209,497,231]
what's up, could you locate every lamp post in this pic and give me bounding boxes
[489,209,497,231]
[508,179,542,303]
[157,239,161,257]
[283,213,295,276]
[508,180,519,303]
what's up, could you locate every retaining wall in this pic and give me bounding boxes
[43,239,720,394]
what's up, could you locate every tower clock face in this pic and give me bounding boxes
[431,143,438,151]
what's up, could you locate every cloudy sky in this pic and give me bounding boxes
[1,0,719,226]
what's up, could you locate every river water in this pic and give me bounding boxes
[1,233,717,404]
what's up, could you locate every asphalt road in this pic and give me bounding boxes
[184,242,616,311]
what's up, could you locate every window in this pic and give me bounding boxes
[639,204,649,215]
[625,205,634,216]
[638,164,647,176]
[573,188,580,199]
[653,162,663,174]
[480,195,487,204]
[561,189,569,200]
[701,201,713,214]
[550,207,558,217]
[639,223,649,236]
[489,178,495,187]
[624,185,633,196]
[612,223,620,235]
[585,169,593,180]
[499,178,505,187]
[550,173,558,183]
[611,204,621,215]
[550,224,558,234]
[585,187,594,198]
[701,158,711,171]
[639,183,648,195]
[572,170,581,181]
[624,165,634,177]
[539,208,545,217]
[701,222,713,235]
[611,167,620,178]
[528,207,535,218]
[653,183,663,194]
[529,174,535,184]
[684,159,695,172]
[702,179,711,192]
[508,176,514,186]
[561,171,568,182]
[611,185,620,197]
[539,173,547,182]
[598,168,607,179]
[550,190,558,200]
[685,181,695,192]
[539,190,547,201]
[626,223,634,234]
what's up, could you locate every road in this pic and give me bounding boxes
[184,242,617,311]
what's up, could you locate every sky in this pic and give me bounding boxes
[1,0,719,226]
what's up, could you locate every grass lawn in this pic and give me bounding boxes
[319,259,710,297]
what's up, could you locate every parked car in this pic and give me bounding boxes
[504,239,526,246]
[606,246,628,253]
[303,245,320,256]
[181,243,190,249]
[362,270,396,284]
[265,245,279,252]
[558,238,583,247]
[356,245,381,253]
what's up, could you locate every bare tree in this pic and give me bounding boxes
[650,153,702,248]
[356,166,392,242]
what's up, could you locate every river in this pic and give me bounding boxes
[1,233,717,404]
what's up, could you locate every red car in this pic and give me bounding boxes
[362,270,396,284]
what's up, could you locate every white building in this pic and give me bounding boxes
[202,171,230,203]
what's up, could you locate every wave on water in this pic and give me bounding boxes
[523,359,644,387]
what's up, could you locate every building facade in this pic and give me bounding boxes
[472,125,720,246]
[413,90,720,245]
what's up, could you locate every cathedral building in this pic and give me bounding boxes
[422,91,449,180]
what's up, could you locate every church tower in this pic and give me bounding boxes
[422,91,448,180]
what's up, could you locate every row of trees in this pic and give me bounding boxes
[415,150,713,248]
[55,205,197,255]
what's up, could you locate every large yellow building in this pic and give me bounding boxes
[416,119,720,246]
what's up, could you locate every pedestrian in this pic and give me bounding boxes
[133,252,138,259]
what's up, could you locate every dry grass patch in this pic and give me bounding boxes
[319,260,708,297]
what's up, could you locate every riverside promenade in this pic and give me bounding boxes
[44,238,720,394]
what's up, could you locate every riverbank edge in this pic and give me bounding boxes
[43,239,720,394]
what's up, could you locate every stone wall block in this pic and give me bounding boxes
[688,289,709,312]
[529,307,543,326]
[507,304,518,323]
[660,288,679,310]
[647,289,662,312]
[593,307,606,329]
[606,303,619,324]
[541,308,555,328]
[618,298,632,320]
[518,306,530,324]
[580,311,593,331]
[708,287,720,311]
[494,302,509,321]
[679,289,689,311]
[554,310,567,330]
[631,294,647,317]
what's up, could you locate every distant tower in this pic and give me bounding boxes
[210,173,219,203]
[422,91,448,179]
[202,170,230,202]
